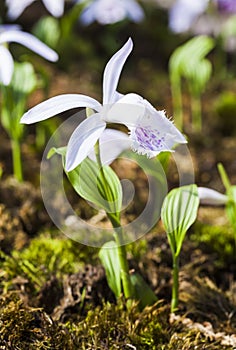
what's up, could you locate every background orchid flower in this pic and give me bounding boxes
[198,187,228,205]
[76,0,144,25]
[169,0,209,33]
[6,0,64,19]
[21,37,186,172]
[0,25,58,86]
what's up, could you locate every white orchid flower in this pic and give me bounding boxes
[21,38,186,171]
[198,187,228,206]
[169,0,209,33]
[6,0,64,19]
[0,25,58,86]
[77,0,144,25]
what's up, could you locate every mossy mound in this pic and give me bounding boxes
[0,293,235,349]
[0,293,73,349]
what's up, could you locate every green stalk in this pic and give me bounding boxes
[171,76,183,131]
[94,141,135,302]
[171,254,179,313]
[108,213,135,302]
[11,138,23,182]
[191,92,202,132]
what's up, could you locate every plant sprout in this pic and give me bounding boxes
[169,35,214,131]
[21,38,186,306]
[1,62,37,181]
[161,184,199,312]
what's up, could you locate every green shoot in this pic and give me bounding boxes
[0,62,37,181]
[161,184,199,312]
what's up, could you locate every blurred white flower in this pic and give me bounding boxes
[169,0,209,33]
[6,0,64,19]
[0,25,58,85]
[77,0,144,25]
[197,187,228,205]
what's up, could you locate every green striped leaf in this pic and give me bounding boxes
[48,146,122,214]
[99,241,121,297]
[161,184,199,256]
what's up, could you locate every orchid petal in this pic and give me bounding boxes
[0,24,22,32]
[0,45,14,85]
[95,0,126,24]
[78,0,144,25]
[0,30,58,62]
[198,187,228,206]
[104,93,145,125]
[6,0,34,20]
[20,94,101,124]
[103,37,133,105]
[106,93,186,158]
[88,128,131,165]
[79,7,96,25]
[125,0,145,22]
[42,0,64,17]
[65,113,106,171]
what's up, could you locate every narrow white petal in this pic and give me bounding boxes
[0,45,14,85]
[88,128,131,165]
[20,94,101,124]
[198,187,228,206]
[103,38,133,105]
[65,113,106,171]
[42,0,64,17]
[6,0,34,20]
[0,30,58,62]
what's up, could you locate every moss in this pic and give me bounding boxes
[190,222,235,266]
[126,238,148,261]
[69,299,170,349]
[0,293,73,349]
[0,293,233,349]
[0,232,98,294]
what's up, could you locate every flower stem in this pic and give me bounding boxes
[11,138,23,182]
[171,254,179,313]
[94,141,135,303]
[108,214,135,302]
